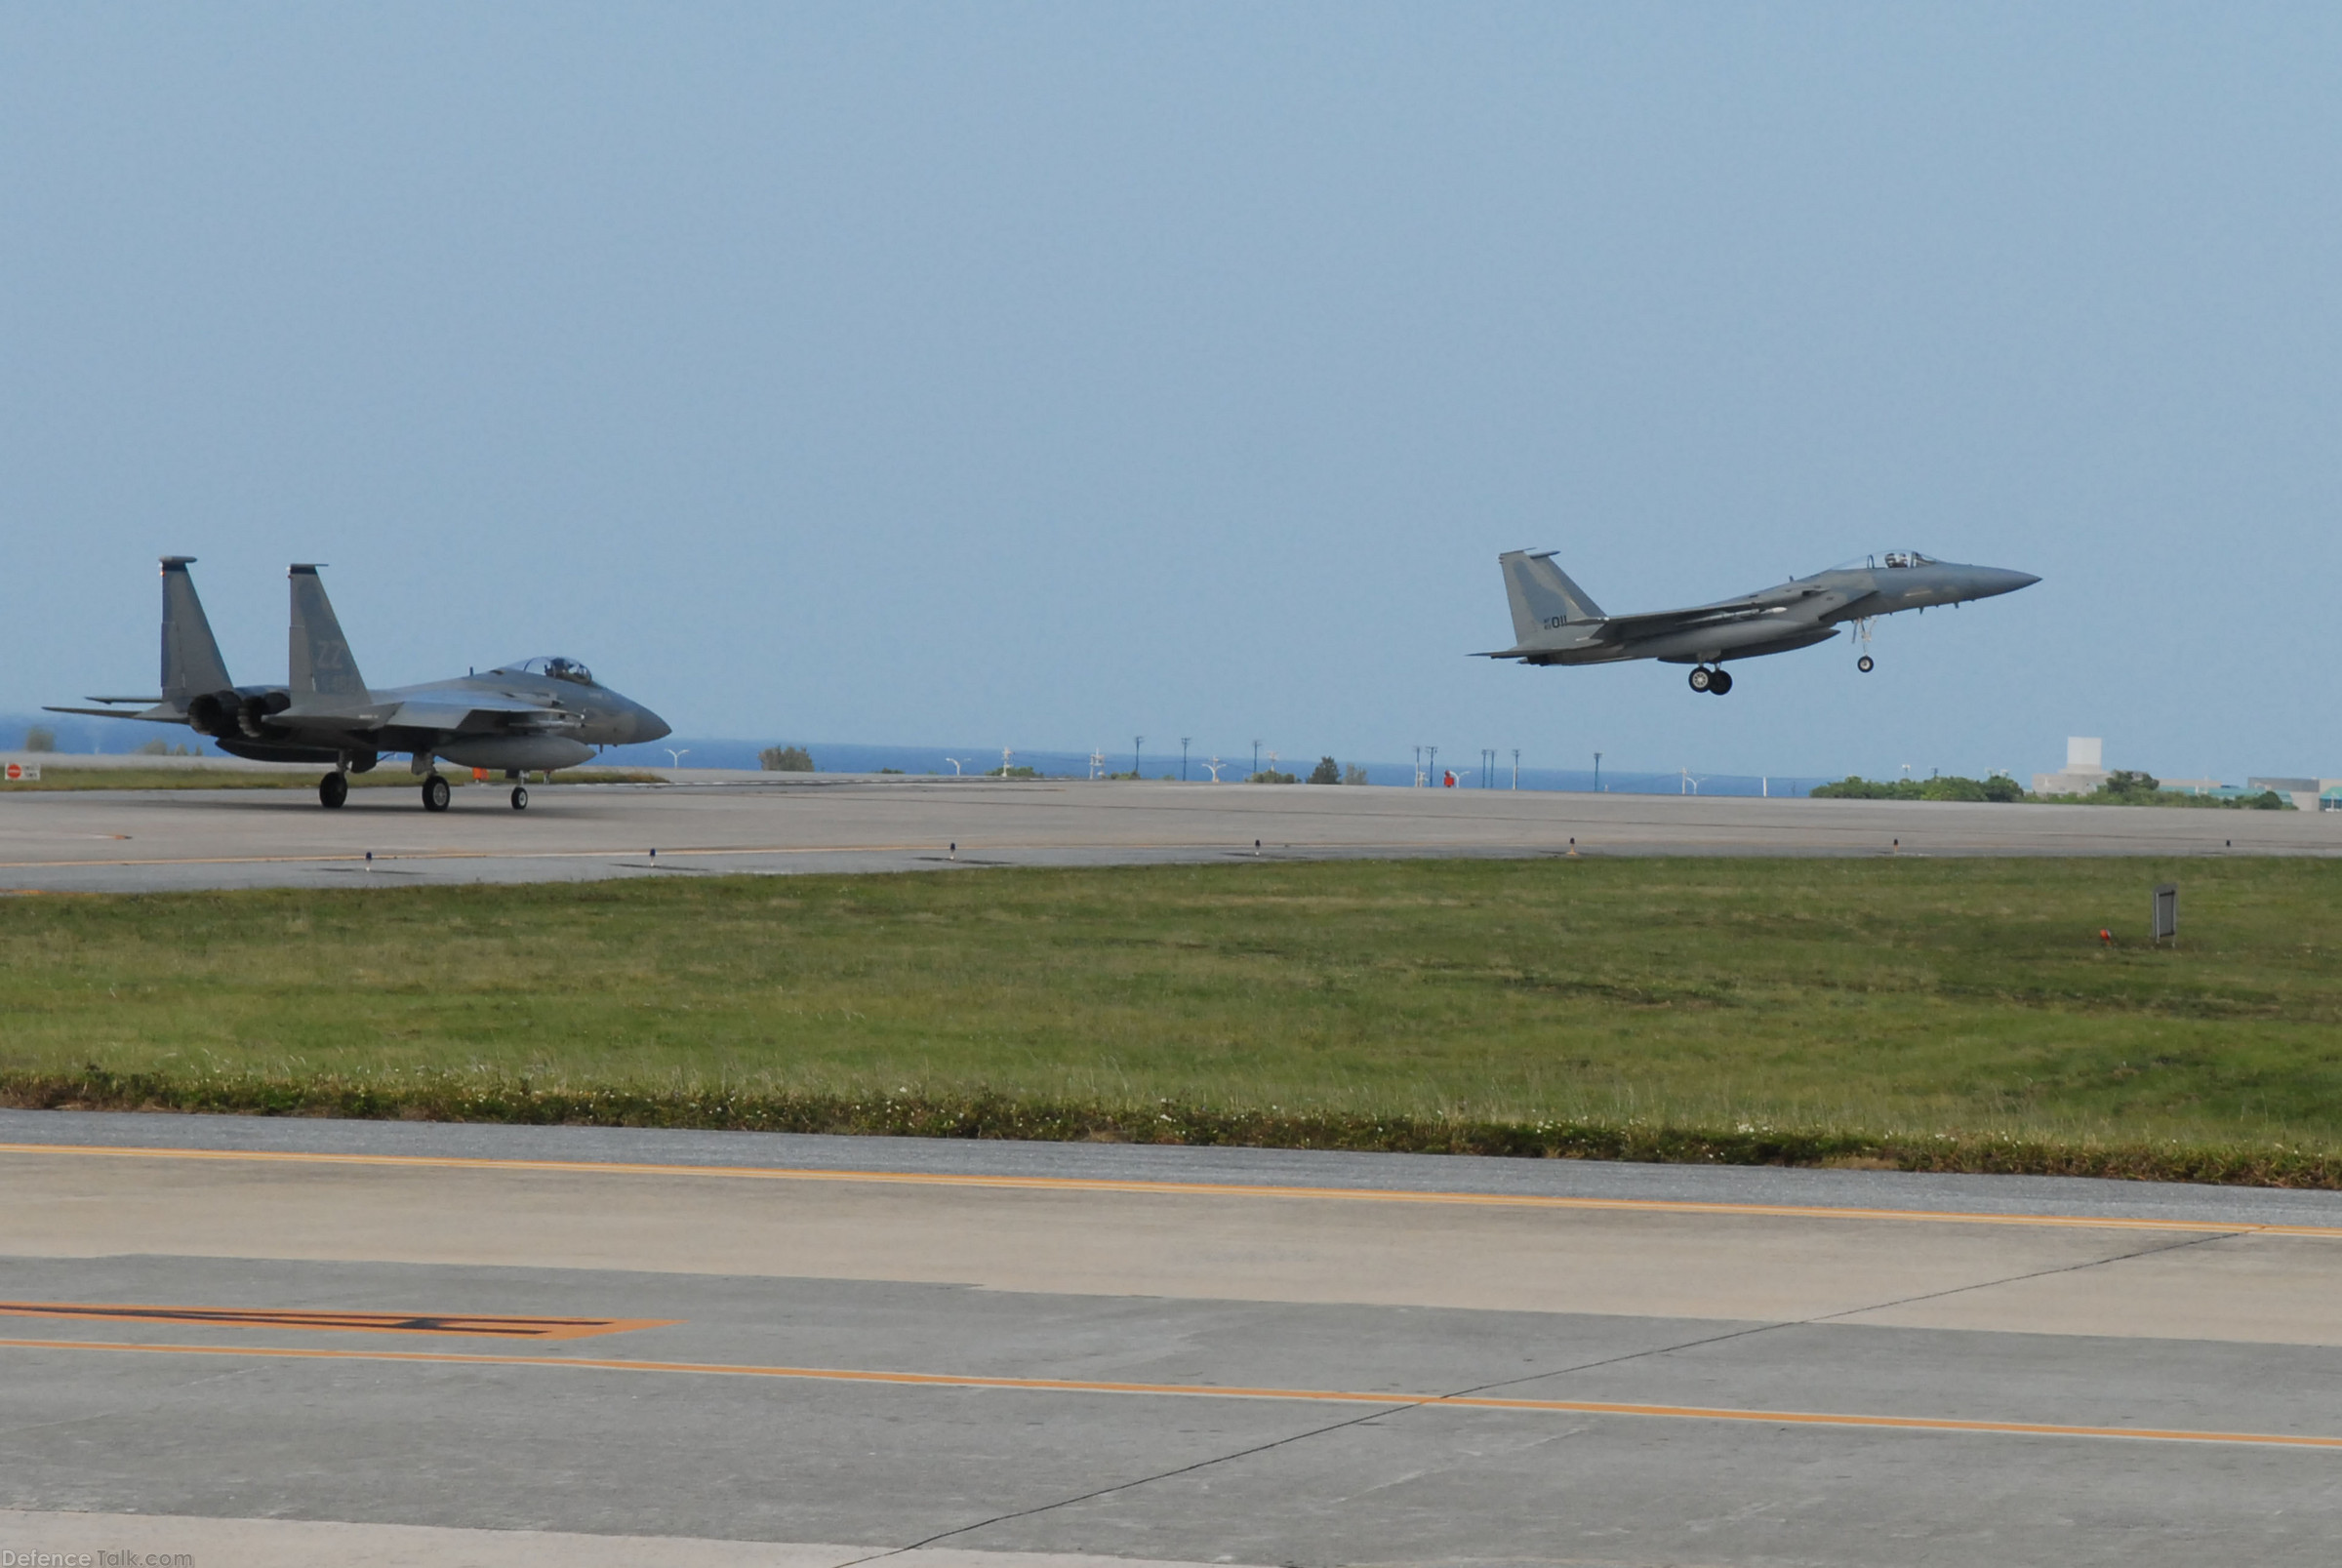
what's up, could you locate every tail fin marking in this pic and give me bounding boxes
[289,565,369,698]
[1498,550,1605,643]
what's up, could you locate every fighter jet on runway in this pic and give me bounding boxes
[46,558,669,810]
[1480,549,2039,694]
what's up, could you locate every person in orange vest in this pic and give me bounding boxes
[1443,770,1456,787]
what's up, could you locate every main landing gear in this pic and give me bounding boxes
[318,771,347,809]
[510,785,529,811]
[1687,665,1733,696]
[1857,655,1876,673]
[422,774,452,813]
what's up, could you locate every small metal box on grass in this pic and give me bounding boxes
[2152,883,2178,945]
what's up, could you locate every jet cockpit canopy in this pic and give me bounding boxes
[1825,551,1941,573]
[499,656,596,686]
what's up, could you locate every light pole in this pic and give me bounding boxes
[1002,747,1014,777]
[1512,748,1520,790]
[1181,738,1191,781]
[1594,752,1602,791]
[1427,744,1438,786]
[1134,736,1144,777]
[664,748,690,769]
[946,757,964,775]
[1203,757,1225,782]
[1251,740,1261,776]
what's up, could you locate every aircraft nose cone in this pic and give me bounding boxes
[1976,567,2040,597]
[632,703,671,744]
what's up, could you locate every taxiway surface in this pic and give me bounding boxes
[1,1110,2337,1566]
[3,775,2335,893]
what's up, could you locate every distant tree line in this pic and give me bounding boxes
[759,744,815,773]
[1810,774,2025,802]
[1811,768,2292,810]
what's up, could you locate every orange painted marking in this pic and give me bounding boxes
[2,1141,2335,1238]
[0,1337,2332,1450]
[0,1301,671,1341]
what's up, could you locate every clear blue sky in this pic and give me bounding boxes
[6,6,2336,783]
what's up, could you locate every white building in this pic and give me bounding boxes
[2032,737,2110,797]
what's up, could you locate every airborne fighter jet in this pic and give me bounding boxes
[47,558,669,810]
[1479,548,2039,693]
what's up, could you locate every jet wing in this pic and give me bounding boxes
[1590,585,1878,643]
[381,695,584,737]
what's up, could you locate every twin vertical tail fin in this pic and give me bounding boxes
[160,557,234,704]
[1498,550,1605,643]
[289,565,368,698]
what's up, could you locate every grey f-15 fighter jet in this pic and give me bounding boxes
[47,557,669,810]
[1480,548,2039,694]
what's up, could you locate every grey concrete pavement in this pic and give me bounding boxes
[1,1114,2337,1564]
[3,775,2336,892]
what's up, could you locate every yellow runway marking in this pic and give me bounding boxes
[1,1336,2333,1450]
[3,1141,2336,1238]
[0,1301,672,1340]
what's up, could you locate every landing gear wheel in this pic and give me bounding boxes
[319,772,347,809]
[1709,668,1733,695]
[1857,655,1875,673]
[1687,666,1715,693]
[510,785,529,811]
[422,774,451,813]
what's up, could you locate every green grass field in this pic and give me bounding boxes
[6,858,2339,1180]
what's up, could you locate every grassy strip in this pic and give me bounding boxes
[6,858,2341,1185]
[7,1066,2336,1187]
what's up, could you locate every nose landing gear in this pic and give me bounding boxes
[318,771,347,809]
[422,774,452,813]
[1687,665,1734,695]
[510,785,529,811]
[1857,655,1875,673]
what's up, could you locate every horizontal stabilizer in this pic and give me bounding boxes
[43,705,186,723]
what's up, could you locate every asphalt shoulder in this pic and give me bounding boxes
[4,1107,2336,1229]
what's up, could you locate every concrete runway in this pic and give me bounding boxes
[4,774,2336,892]
[2,1111,2338,1565]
